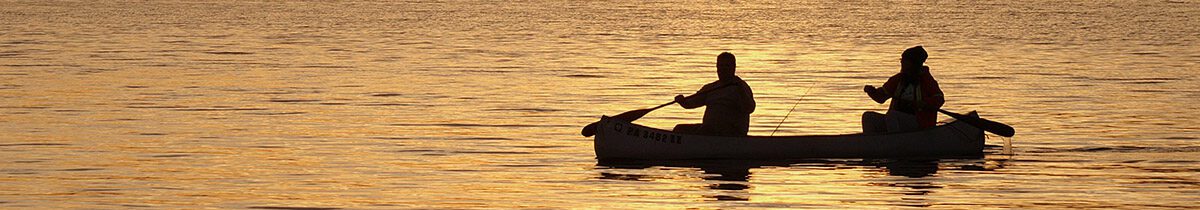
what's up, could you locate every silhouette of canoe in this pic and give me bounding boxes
[592,116,985,160]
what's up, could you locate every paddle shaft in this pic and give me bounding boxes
[646,100,677,111]
[887,98,1016,137]
[581,81,739,137]
[940,108,1015,137]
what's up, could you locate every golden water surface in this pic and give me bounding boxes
[1,1,1198,208]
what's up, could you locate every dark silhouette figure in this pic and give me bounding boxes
[672,52,756,137]
[862,46,945,133]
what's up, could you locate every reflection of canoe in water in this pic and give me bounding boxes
[592,115,985,160]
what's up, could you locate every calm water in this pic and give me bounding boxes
[2,0,1198,208]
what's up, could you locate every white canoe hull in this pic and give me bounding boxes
[593,116,985,160]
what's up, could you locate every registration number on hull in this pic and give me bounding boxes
[612,122,682,144]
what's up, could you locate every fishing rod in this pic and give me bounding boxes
[770,85,815,136]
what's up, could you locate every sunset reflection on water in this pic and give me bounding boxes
[1,0,1197,208]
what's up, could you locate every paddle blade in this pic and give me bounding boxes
[581,122,599,137]
[581,108,656,137]
[976,118,1016,137]
[944,110,1015,137]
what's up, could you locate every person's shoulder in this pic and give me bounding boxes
[733,77,749,86]
[885,73,903,84]
[920,66,939,81]
[728,77,751,89]
[697,80,724,92]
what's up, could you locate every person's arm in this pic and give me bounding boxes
[920,68,945,111]
[864,85,888,104]
[865,75,899,104]
[676,82,717,109]
[740,83,755,113]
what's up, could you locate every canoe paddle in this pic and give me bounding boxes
[889,98,1016,137]
[934,108,1015,137]
[580,82,738,137]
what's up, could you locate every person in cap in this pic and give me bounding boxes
[673,52,756,136]
[862,46,945,133]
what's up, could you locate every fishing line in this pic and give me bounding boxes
[770,85,815,136]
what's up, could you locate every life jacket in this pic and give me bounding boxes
[882,67,944,128]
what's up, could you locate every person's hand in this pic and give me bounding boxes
[675,95,686,103]
[864,85,876,94]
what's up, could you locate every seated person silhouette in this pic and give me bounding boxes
[673,52,756,137]
[862,46,945,133]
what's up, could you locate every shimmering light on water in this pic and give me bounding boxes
[1,0,1198,208]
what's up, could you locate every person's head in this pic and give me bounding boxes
[717,52,736,80]
[900,46,927,79]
